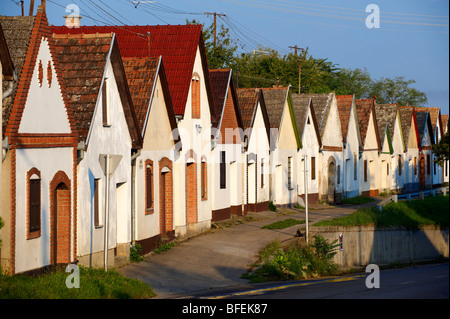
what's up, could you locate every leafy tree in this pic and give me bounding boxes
[433,131,449,166]
[188,19,428,105]
[368,76,427,106]
[186,19,238,69]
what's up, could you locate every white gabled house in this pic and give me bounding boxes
[123,56,180,255]
[302,93,343,204]
[237,88,271,213]
[262,87,301,207]
[209,69,244,221]
[398,106,421,193]
[375,103,406,194]
[52,32,142,268]
[442,114,449,184]
[0,21,15,239]
[52,24,218,240]
[1,9,78,274]
[336,95,362,199]
[414,107,435,190]
[291,94,321,205]
[356,98,382,197]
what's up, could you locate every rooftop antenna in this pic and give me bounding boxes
[132,1,156,8]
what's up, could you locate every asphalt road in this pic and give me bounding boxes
[193,262,449,299]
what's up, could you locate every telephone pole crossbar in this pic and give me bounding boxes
[205,11,226,47]
[289,44,304,93]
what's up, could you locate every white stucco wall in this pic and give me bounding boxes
[318,96,343,199]
[342,104,361,198]
[9,37,75,273]
[271,100,298,206]
[77,59,133,264]
[360,111,379,194]
[297,105,320,205]
[18,38,71,134]
[421,123,433,187]
[135,74,176,243]
[174,46,212,236]
[247,101,270,205]
[14,148,74,274]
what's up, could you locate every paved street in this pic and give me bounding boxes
[193,262,449,299]
[118,198,448,299]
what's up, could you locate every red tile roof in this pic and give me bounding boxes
[123,57,160,133]
[51,24,214,119]
[414,107,435,145]
[52,32,142,148]
[52,33,113,143]
[441,114,448,133]
[336,95,354,143]
[355,98,380,149]
[2,9,77,141]
[237,88,259,131]
[123,56,179,146]
[374,103,398,148]
[236,88,270,143]
[209,69,231,128]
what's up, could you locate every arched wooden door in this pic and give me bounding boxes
[419,155,425,189]
[50,171,71,265]
[327,161,336,204]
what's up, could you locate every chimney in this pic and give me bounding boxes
[64,13,82,28]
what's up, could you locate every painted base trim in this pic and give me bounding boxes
[248,201,269,213]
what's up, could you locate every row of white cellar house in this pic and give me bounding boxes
[1,7,448,274]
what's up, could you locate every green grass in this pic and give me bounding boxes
[262,218,306,229]
[314,195,449,229]
[0,267,156,299]
[243,236,340,283]
[340,196,375,205]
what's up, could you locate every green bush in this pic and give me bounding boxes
[250,235,339,282]
[269,201,277,212]
[130,243,144,262]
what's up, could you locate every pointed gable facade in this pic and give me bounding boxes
[302,93,343,204]
[442,114,449,184]
[123,56,180,254]
[52,24,216,239]
[291,94,321,205]
[52,32,142,268]
[336,95,361,199]
[356,98,381,197]
[262,87,300,207]
[237,88,271,213]
[399,106,420,192]
[427,107,443,186]
[414,107,434,189]
[1,9,78,274]
[375,103,405,193]
[209,69,244,221]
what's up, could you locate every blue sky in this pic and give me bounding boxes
[2,0,449,115]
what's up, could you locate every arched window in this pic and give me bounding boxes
[146,160,154,213]
[192,73,200,119]
[27,168,41,239]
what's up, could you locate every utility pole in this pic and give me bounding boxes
[289,45,304,93]
[205,12,226,48]
[303,154,309,244]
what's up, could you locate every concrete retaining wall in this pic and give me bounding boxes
[310,225,449,267]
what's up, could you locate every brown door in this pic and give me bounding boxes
[419,155,425,189]
[186,163,197,224]
[327,162,336,204]
[160,172,166,236]
[52,183,70,265]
